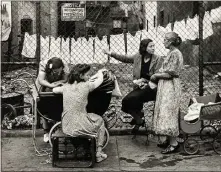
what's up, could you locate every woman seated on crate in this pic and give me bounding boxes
[53,64,109,163]
[35,57,69,143]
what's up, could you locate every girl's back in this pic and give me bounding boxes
[62,82,89,113]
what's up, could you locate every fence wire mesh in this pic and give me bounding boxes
[1,1,221,131]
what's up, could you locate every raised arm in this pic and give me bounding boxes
[103,49,135,63]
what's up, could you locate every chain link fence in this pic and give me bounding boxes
[1,1,221,131]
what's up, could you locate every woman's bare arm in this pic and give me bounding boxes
[38,71,62,88]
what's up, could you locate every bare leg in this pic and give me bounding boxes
[158,135,167,143]
[42,118,49,133]
[42,118,50,142]
[161,136,179,154]
[96,120,105,149]
[169,137,178,146]
[96,120,107,162]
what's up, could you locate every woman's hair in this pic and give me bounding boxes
[139,38,153,56]
[166,32,182,47]
[67,64,91,84]
[45,57,64,74]
[45,57,65,83]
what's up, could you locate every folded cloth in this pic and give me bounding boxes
[184,103,204,122]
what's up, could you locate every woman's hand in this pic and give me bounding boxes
[139,83,148,90]
[50,81,64,88]
[150,74,158,82]
[140,78,148,83]
[103,49,111,56]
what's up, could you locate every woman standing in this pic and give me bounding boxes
[152,32,183,154]
[103,39,163,133]
[53,64,108,162]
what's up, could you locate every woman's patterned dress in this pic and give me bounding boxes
[58,81,105,139]
[153,48,183,137]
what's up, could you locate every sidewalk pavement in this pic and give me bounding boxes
[2,130,221,171]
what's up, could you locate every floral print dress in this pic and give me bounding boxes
[53,73,106,147]
[61,82,105,138]
[153,48,183,137]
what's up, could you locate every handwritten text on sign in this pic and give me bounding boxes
[61,3,86,21]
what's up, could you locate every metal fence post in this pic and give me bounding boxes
[36,1,41,74]
[198,1,204,96]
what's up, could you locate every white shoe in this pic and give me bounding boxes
[96,152,107,163]
[44,133,49,143]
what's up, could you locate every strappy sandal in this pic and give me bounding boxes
[161,144,180,154]
[96,152,108,163]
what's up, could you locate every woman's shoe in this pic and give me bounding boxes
[140,119,145,127]
[157,140,169,149]
[129,119,136,125]
[96,152,108,163]
[161,144,180,154]
[43,133,49,143]
[131,120,145,134]
[131,125,140,134]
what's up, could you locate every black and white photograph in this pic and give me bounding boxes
[1,0,221,171]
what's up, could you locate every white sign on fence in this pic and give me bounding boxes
[61,3,86,21]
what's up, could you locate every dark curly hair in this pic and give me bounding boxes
[139,39,153,56]
[45,57,64,83]
[45,57,64,73]
[67,64,91,84]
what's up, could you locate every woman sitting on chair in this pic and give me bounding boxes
[53,64,108,163]
[103,39,163,134]
[35,57,69,143]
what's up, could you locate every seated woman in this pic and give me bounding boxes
[103,39,163,134]
[53,64,108,163]
[35,57,69,142]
